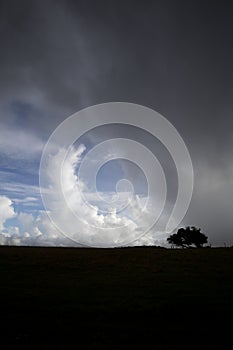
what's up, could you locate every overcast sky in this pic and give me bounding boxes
[0,0,233,246]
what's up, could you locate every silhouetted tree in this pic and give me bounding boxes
[167,226,208,248]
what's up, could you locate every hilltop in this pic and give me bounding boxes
[0,246,232,349]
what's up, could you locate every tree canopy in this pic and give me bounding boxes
[167,226,208,248]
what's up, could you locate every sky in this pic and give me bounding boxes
[0,0,233,247]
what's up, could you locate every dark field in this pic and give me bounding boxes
[0,246,233,349]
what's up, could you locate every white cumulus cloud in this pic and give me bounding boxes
[0,195,16,230]
[0,145,166,247]
[40,144,150,247]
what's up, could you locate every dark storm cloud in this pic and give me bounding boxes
[0,1,232,142]
[0,0,233,244]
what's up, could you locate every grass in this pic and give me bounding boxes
[0,246,232,348]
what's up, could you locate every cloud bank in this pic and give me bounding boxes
[0,1,233,246]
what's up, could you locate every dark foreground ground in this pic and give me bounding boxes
[0,246,232,349]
